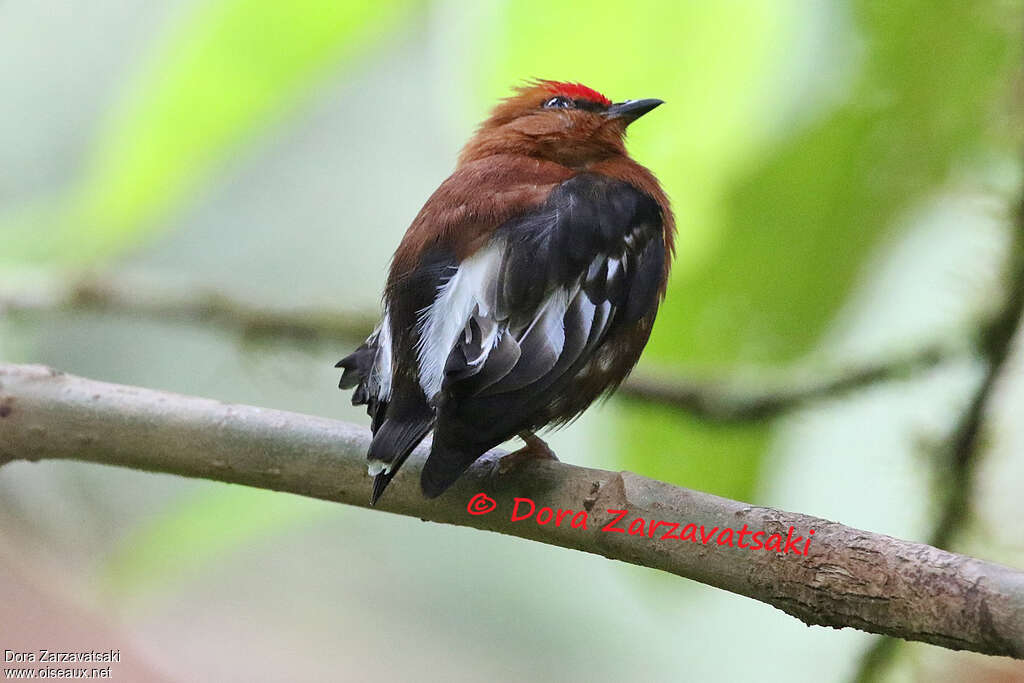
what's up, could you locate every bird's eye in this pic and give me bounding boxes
[543,96,573,109]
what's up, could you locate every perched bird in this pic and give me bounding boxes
[338,80,675,504]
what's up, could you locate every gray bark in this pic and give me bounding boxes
[1,363,1022,658]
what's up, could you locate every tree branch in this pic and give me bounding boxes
[620,344,950,422]
[1,273,956,422]
[0,273,378,344]
[931,193,1024,550]
[853,177,1024,683]
[0,363,1021,658]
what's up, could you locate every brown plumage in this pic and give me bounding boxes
[338,80,675,503]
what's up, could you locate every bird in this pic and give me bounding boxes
[337,79,675,504]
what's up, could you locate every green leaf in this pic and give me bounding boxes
[474,0,792,500]
[479,0,1019,500]
[651,0,1018,367]
[2,0,415,266]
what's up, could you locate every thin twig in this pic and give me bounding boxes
[931,195,1024,549]
[0,272,379,344]
[620,344,951,423]
[1,272,958,421]
[852,189,1024,683]
[0,363,1022,658]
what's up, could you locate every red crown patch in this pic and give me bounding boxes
[538,80,612,107]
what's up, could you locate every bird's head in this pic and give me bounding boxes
[458,80,663,168]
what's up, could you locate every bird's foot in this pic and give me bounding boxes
[497,432,560,475]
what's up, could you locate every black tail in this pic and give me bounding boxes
[337,335,439,504]
[371,471,394,506]
[419,442,486,499]
[364,384,434,505]
[366,417,433,505]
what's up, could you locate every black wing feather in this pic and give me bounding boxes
[338,248,458,504]
[420,174,664,496]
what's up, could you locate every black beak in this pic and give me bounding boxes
[605,98,664,123]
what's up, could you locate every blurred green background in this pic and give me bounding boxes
[1,1,1022,681]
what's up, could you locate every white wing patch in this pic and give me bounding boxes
[369,310,393,401]
[414,241,625,405]
[416,241,503,401]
